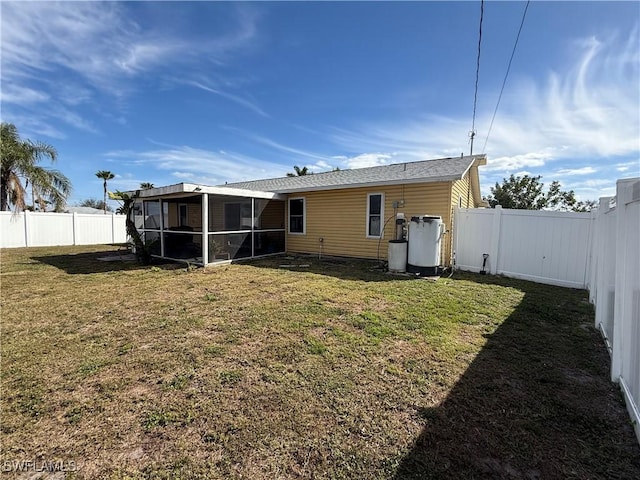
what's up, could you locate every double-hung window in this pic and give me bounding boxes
[367,193,384,238]
[289,198,305,234]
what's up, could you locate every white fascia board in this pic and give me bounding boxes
[133,183,285,200]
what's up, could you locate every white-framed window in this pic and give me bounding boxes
[288,197,306,234]
[366,193,384,238]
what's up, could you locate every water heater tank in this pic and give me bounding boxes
[407,215,443,275]
[388,240,408,273]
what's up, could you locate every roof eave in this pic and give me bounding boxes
[466,155,488,207]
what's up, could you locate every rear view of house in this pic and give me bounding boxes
[130,154,487,266]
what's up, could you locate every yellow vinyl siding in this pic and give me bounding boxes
[448,174,473,264]
[188,205,202,230]
[168,202,178,228]
[256,200,285,230]
[451,173,472,209]
[286,182,454,264]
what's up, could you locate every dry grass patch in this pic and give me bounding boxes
[1,245,638,479]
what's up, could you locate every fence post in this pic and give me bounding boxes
[588,208,601,305]
[111,213,116,244]
[583,209,595,289]
[453,206,460,269]
[611,181,632,382]
[489,206,502,274]
[72,212,78,245]
[24,210,30,247]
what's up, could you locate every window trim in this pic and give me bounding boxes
[288,197,306,235]
[366,193,384,239]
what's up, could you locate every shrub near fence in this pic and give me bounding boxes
[0,211,127,248]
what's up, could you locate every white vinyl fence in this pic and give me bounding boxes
[588,179,640,444]
[454,206,594,288]
[0,211,127,248]
[454,177,640,444]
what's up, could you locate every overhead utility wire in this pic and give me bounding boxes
[469,0,484,156]
[481,0,531,154]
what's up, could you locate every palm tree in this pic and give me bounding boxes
[140,182,154,190]
[95,170,115,214]
[286,165,311,177]
[0,122,71,212]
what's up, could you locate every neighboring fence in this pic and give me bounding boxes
[0,211,127,248]
[588,179,640,444]
[454,206,594,288]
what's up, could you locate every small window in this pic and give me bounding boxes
[367,193,384,238]
[178,204,188,226]
[289,198,305,234]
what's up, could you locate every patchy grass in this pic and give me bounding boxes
[1,245,638,479]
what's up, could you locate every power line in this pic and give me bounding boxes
[482,0,531,154]
[470,0,484,155]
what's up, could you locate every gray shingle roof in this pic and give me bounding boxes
[222,155,484,194]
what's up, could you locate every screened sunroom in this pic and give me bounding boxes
[131,183,286,265]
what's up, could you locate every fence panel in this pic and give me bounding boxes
[74,214,126,245]
[455,207,592,288]
[499,210,591,287]
[0,213,27,248]
[593,202,617,345]
[0,211,127,248]
[27,212,75,246]
[454,208,494,272]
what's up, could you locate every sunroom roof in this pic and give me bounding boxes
[131,183,286,200]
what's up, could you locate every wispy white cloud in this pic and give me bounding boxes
[326,28,639,200]
[555,166,597,176]
[332,152,397,169]
[188,81,269,118]
[226,128,335,164]
[0,85,50,104]
[104,142,289,185]
[615,160,640,173]
[1,2,263,136]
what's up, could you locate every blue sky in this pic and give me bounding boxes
[2,1,639,208]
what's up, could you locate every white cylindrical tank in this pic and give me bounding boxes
[407,215,443,275]
[388,240,408,273]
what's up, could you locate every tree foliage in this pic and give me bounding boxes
[140,182,154,190]
[79,198,112,212]
[109,190,151,265]
[485,174,596,212]
[0,122,71,212]
[95,170,115,214]
[286,165,311,177]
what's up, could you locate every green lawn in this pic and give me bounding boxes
[1,245,638,479]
